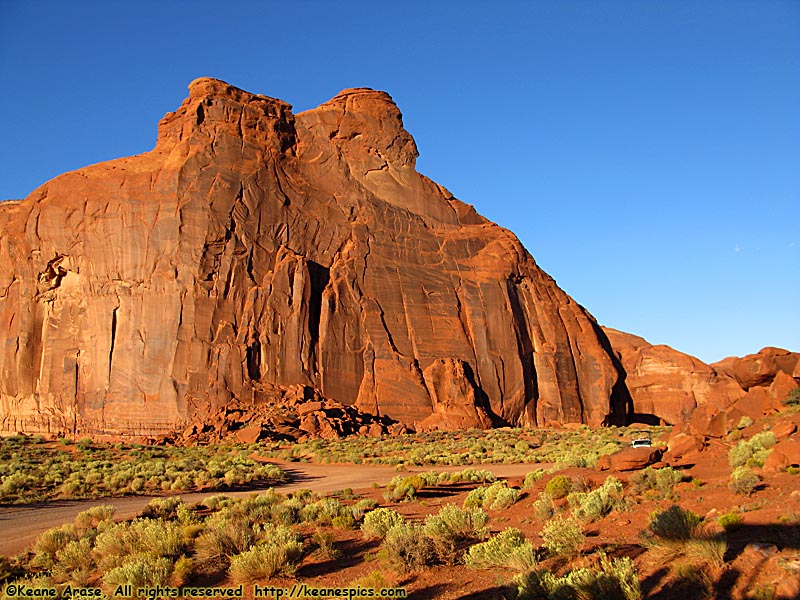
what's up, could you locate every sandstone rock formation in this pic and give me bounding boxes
[712,348,799,390]
[0,78,629,436]
[602,327,745,426]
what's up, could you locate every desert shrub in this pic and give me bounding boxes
[312,531,340,559]
[51,537,94,585]
[737,415,754,430]
[102,554,173,589]
[425,505,488,539]
[362,508,404,539]
[32,525,78,568]
[74,505,116,532]
[228,524,302,582]
[238,490,282,523]
[271,497,302,525]
[515,554,641,600]
[488,484,522,511]
[573,476,624,523]
[352,570,392,591]
[631,466,684,498]
[523,469,545,489]
[380,523,435,572]
[464,528,537,572]
[643,505,725,566]
[465,480,522,511]
[729,431,776,468]
[541,515,584,557]
[92,518,184,573]
[647,505,701,541]
[729,466,761,496]
[716,512,743,532]
[307,497,350,525]
[463,486,488,509]
[544,475,572,500]
[483,481,521,510]
[194,511,256,569]
[532,493,558,520]
[141,496,183,520]
[202,495,233,510]
[332,513,355,530]
[783,388,800,407]
[170,556,193,587]
[351,498,379,521]
[383,474,425,502]
[449,468,496,483]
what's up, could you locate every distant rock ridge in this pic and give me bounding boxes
[0,78,630,436]
[604,328,799,437]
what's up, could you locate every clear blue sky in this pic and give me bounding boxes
[1,0,797,364]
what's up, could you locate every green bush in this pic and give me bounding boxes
[729,466,761,496]
[464,528,537,572]
[32,526,78,568]
[424,505,488,542]
[194,511,257,569]
[361,508,404,539]
[380,523,435,572]
[646,505,701,541]
[541,515,584,557]
[729,431,776,468]
[312,531,340,559]
[523,470,545,489]
[631,467,684,498]
[515,554,641,600]
[228,524,303,581]
[141,497,183,520]
[573,477,624,523]
[351,498,379,521]
[532,493,557,520]
[716,512,743,532]
[544,475,572,500]
[783,388,800,407]
[644,505,725,566]
[102,554,173,589]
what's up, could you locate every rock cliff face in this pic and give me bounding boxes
[0,78,628,436]
[605,329,799,436]
[603,328,745,426]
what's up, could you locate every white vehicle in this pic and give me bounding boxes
[631,431,652,448]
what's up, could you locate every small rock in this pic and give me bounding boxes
[745,542,778,558]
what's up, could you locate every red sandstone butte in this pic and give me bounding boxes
[602,327,745,426]
[0,78,630,436]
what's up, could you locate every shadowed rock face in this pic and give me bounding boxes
[0,78,628,436]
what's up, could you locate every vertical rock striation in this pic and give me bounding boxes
[0,78,628,435]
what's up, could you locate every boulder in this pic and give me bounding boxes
[771,419,798,440]
[234,422,264,444]
[666,432,704,458]
[598,446,663,471]
[763,438,800,473]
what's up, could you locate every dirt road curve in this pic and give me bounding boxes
[0,462,540,556]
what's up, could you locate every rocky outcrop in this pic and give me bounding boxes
[0,78,629,436]
[712,348,799,390]
[603,328,745,425]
